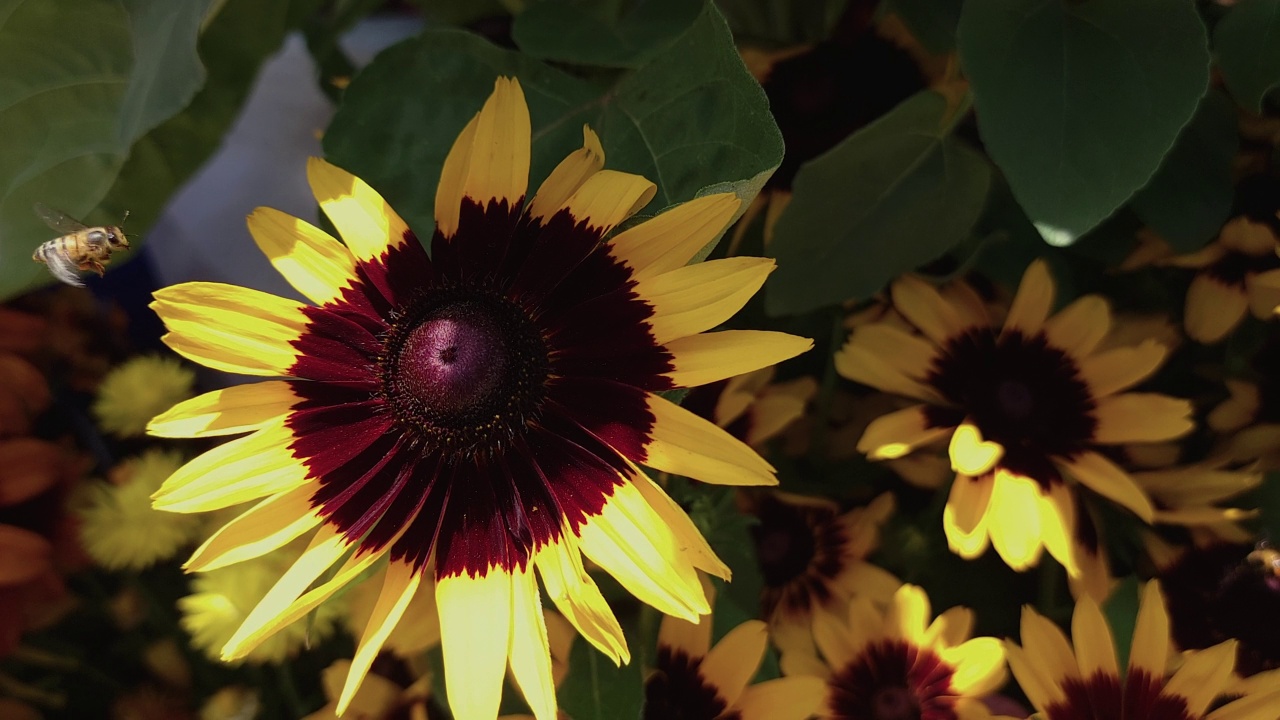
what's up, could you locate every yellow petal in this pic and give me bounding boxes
[1004,641,1061,712]
[148,381,298,438]
[435,111,480,238]
[639,257,775,345]
[700,620,767,707]
[506,568,556,720]
[534,537,629,664]
[833,341,941,401]
[576,480,708,622]
[839,324,941,383]
[642,392,776,486]
[948,423,1005,476]
[1185,273,1248,344]
[437,568,513,720]
[942,637,1007,696]
[1092,393,1194,444]
[629,470,728,578]
[152,283,307,376]
[1218,216,1276,254]
[1075,340,1168,398]
[657,597,713,660]
[247,206,357,305]
[152,422,310,512]
[778,649,831,682]
[336,561,422,715]
[1038,482,1079,577]
[1019,605,1078,687]
[1061,451,1155,522]
[1164,640,1239,717]
[812,604,858,670]
[607,194,741,280]
[943,474,993,558]
[886,584,931,643]
[1070,595,1118,679]
[1246,267,1280,318]
[221,527,352,660]
[560,169,655,234]
[857,405,953,460]
[1128,582,1169,679]
[664,330,813,388]
[1042,295,1111,356]
[987,470,1044,571]
[528,125,605,221]
[184,483,323,572]
[308,157,413,263]
[735,677,826,720]
[1003,259,1055,337]
[890,274,971,345]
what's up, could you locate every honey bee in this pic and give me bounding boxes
[32,202,130,287]
[1246,542,1280,579]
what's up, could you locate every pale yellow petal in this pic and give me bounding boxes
[152,283,306,376]
[607,194,741,280]
[247,206,357,305]
[943,637,1007,696]
[943,474,993,558]
[184,483,323,572]
[664,330,812,388]
[308,157,413,263]
[642,393,776,486]
[336,562,423,715]
[948,423,1005,476]
[628,470,728,578]
[152,422,310,512]
[533,537,628,665]
[438,569,513,720]
[987,470,1044,571]
[507,568,556,720]
[148,381,298,438]
[639,257,774,345]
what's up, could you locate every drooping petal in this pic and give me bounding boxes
[856,405,953,460]
[576,480,708,622]
[1060,451,1155,522]
[437,568,513,720]
[1038,482,1079,577]
[506,567,557,720]
[528,125,605,221]
[533,535,628,664]
[663,330,812,387]
[641,393,776,486]
[336,561,423,715]
[987,471,1044,571]
[246,206,358,305]
[184,483,324,572]
[152,283,308,376]
[607,194,742,280]
[638,257,775,345]
[148,381,298,438]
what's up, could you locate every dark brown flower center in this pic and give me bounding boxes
[924,329,1097,488]
[644,647,736,720]
[829,640,955,720]
[380,290,548,459]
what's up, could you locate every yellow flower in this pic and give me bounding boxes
[200,686,259,720]
[177,539,345,665]
[93,355,195,437]
[646,608,825,720]
[1162,217,1280,344]
[781,584,1007,719]
[78,449,201,571]
[147,76,811,719]
[744,491,899,653]
[1006,582,1280,720]
[680,366,817,448]
[838,259,1194,598]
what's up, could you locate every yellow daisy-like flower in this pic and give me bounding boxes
[147,77,811,719]
[1006,582,1280,720]
[744,491,899,653]
[93,355,195,437]
[177,539,345,665]
[781,584,1007,719]
[645,601,825,719]
[1163,217,1280,344]
[78,449,201,571]
[838,260,1194,594]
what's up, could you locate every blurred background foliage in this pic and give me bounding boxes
[3,0,1280,717]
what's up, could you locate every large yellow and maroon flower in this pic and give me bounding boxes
[146,78,810,719]
[837,260,1194,596]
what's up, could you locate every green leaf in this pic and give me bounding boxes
[1131,91,1238,253]
[713,0,847,45]
[97,0,325,255]
[765,90,991,315]
[1214,0,1280,113]
[958,0,1210,247]
[558,624,646,720]
[0,0,132,299]
[512,0,702,69]
[882,0,961,53]
[116,0,216,143]
[1101,575,1141,672]
[324,1,781,239]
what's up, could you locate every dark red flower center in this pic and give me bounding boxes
[828,640,956,720]
[750,496,845,621]
[924,329,1097,488]
[644,647,737,720]
[380,291,549,460]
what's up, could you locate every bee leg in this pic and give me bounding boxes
[88,261,107,276]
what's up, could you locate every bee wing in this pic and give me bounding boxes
[33,203,88,234]
[41,251,85,287]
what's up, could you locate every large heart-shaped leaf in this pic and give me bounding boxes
[1214,0,1280,113]
[324,1,782,238]
[766,91,991,315]
[958,0,1210,247]
[512,0,702,69]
